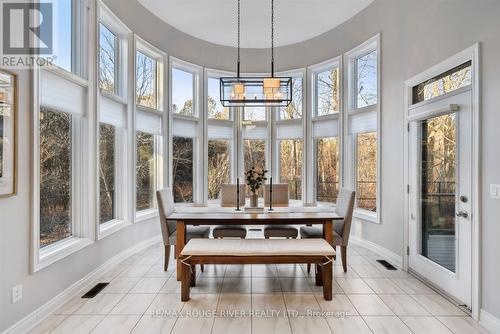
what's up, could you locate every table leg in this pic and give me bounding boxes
[176,221,186,281]
[323,220,333,245]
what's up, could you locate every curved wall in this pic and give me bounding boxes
[106,0,500,322]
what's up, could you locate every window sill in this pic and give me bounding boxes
[135,208,159,223]
[353,208,379,224]
[98,219,132,240]
[136,104,163,115]
[34,237,93,272]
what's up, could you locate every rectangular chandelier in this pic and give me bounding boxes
[219,76,292,107]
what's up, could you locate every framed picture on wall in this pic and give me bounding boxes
[0,69,17,197]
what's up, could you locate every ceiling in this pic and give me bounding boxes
[137,0,374,48]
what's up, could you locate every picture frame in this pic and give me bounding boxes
[0,69,17,197]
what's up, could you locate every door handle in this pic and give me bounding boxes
[456,210,468,218]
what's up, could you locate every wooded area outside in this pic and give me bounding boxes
[279,139,302,200]
[136,51,156,109]
[208,140,230,200]
[244,139,266,197]
[172,136,194,202]
[420,113,457,272]
[316,137,340,202]
[99,23,116,94]
[136,131,156,211]
[99,123,116,224]
[39,108,72,247]
[356,132,377,211]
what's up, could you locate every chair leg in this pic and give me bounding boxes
[200,264,205,272]
[164,245,170,271]
[341,246,348,272]
[307,263,311,274]
[174,245,177,259]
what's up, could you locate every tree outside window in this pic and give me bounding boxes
[280,77,302,120]
[356,132,377,211]
[316,137,339,203]
[173,137,194,203]
[316,68,340,116]
[99,23,117,94]
[208,140,230,200]
[136,52,157,109]
[99,123,116,223]
[355,50,378,108]
[136,131,156,211]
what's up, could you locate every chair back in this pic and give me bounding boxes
[334,188,356,246]
[264,183,289,207]
[156,188,177,245]
[220,184,246,207]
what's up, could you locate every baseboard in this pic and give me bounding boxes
[3,235,161,334]
[480,309,500,334]
[349,235,403,269]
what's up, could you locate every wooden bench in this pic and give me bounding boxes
[179,239,336,301]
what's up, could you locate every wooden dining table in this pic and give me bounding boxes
[167,206,344,280]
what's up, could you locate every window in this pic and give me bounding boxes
[99,23,117,94]
[244,139,266,196]
[356,132,377,211]
[136,51,157,109]
[244,107,266,121]
[208,140,230,200]
[279,139,302,200]
[172,68,194,116]
[99,123,116,224]
[172,137,194,203]
[355,50,378,108]
[136,131,157,211]
[316,67,340,116]
[208,77,229,120]
[53,0,74,72]
[280,77,302,120]
[412,61,472,104]
[39,108,72,247]
[316,137,340,203]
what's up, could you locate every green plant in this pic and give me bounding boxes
[245,167,268,194]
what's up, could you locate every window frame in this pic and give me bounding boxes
[169,57,203,204]
[345,34,381,223]
[135,38,165,113]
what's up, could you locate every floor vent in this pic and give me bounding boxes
[249,228,262,232]
[376,260,397,270]
[81,283,109,298]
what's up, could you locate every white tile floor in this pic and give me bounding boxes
[32,241,491,334]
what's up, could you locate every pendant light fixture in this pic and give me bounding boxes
[220,0,292,107]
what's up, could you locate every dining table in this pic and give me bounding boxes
[167,205,344,280]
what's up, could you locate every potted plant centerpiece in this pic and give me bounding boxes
[245,167,268,208]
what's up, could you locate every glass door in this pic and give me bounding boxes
[408,89,472,308]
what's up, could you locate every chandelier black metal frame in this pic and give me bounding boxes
[220,0,292,107]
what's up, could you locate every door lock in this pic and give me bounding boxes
[456,210,469,218]
[460,195,468,203]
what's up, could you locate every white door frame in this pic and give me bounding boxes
[403,44,481,319]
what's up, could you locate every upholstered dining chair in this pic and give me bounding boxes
[157,188,210,271]
[263,184,298,239]
[300,188,355,272]
[212,184,247,239]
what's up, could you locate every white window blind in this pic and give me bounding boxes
[242,124,267,139]
[313,117,339,138]
[136,110,162,135]
[348,110,377,134]
[276,121,303,140]
[100,95,125,127]
[172,117,198,138]
[40,70,86,115]
[208,121,233,140]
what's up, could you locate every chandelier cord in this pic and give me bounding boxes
[237,0,240,77]
[271,0,274,77]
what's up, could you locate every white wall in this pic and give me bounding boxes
[105,0,500,320]
[1,0,499,331]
